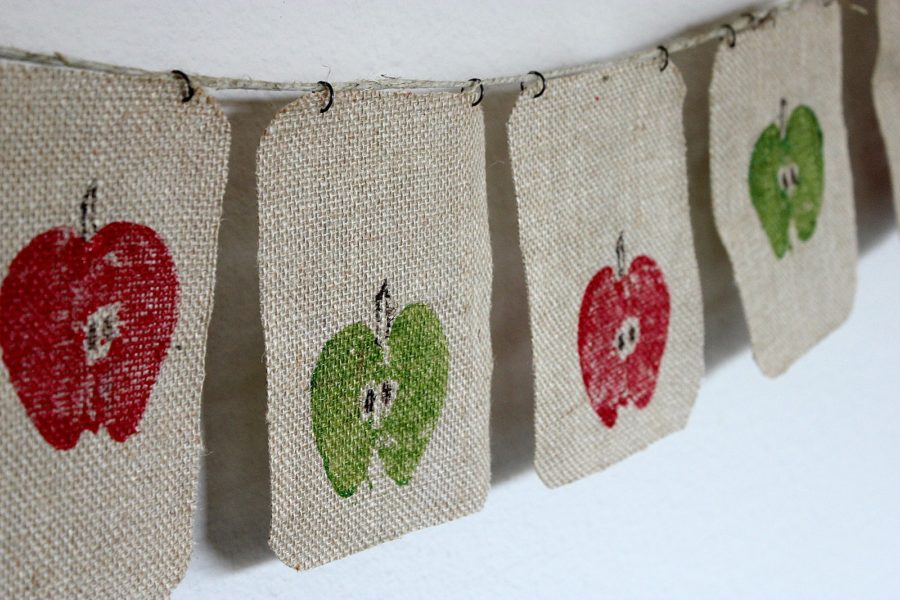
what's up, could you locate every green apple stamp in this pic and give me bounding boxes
[749,99,824,258]
[310,280,449,497]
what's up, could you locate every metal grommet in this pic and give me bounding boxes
[520,70,547,98]
[171,70,195,103]
[721,24,737,48]
[462,78,484,107]
[317,81,334,114]
[657,46,669,72]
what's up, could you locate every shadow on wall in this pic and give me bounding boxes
[199,96,291,569]
[482,88,536,485]
[196,0,895,570]
[675,39,750,374]
[842,0,896,249]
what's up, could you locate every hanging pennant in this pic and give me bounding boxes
[0,64,229,596]
[508,60,704,488]
[873,0,900,229]
[709,1,856,377]
[257,89,493,569]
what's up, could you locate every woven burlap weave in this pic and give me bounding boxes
[709,1,856,377]
[0,64,229,597]
[508,62,704,488]
[873,0,900,229]
[257,90,492,569]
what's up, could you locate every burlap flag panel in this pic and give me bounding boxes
[257,90,492,569]
[709,1,856,377]
[873,0,900,228]
[0,64,229,597]
[509,63,704,488]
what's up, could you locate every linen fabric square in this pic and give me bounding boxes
[257,90,493,569]
[873,0,900,229]
[709,1,856,377]
[508,61,704,488]
[0,64,229,597]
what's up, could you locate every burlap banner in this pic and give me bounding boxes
[509,61,704,488]
[709,0,856,377]
[257,90,493,569]
[0,0,882,590]
[0,63,229,597]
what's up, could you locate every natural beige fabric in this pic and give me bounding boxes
[0,64,229,597]
[709,1,856,377]
[508,62,704,488]
[873,0,900,228]
[257,90,492,569]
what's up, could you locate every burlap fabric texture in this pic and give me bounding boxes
[0,63,229,598]
[508,61,704,488]
[257,90,493,570]
[709,1,856,377]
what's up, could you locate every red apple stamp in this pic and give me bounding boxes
[577,233,670,428]
[0,182,179,450]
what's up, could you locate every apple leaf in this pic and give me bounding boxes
[785,105,824,241]
[749,123,793,258]
[378,303,449,486]
[310,322,382,497]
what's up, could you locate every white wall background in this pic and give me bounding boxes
[2,1,898,598]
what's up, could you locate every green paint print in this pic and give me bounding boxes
[310,280,449,497]
[749,99,824,258]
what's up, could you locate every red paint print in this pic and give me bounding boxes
[0,183,179,450]
[577,233,669,428]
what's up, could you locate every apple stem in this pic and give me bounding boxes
[80,180,99,240]
[374,279,395,353]
[616,232,626,278]
[779,98,787,137]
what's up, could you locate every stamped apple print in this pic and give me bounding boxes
[310,280,449,497]
[0,182,179,450]
[577,234,670,428]
[749,98,824,258]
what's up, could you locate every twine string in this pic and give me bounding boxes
[0,1,841,95]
